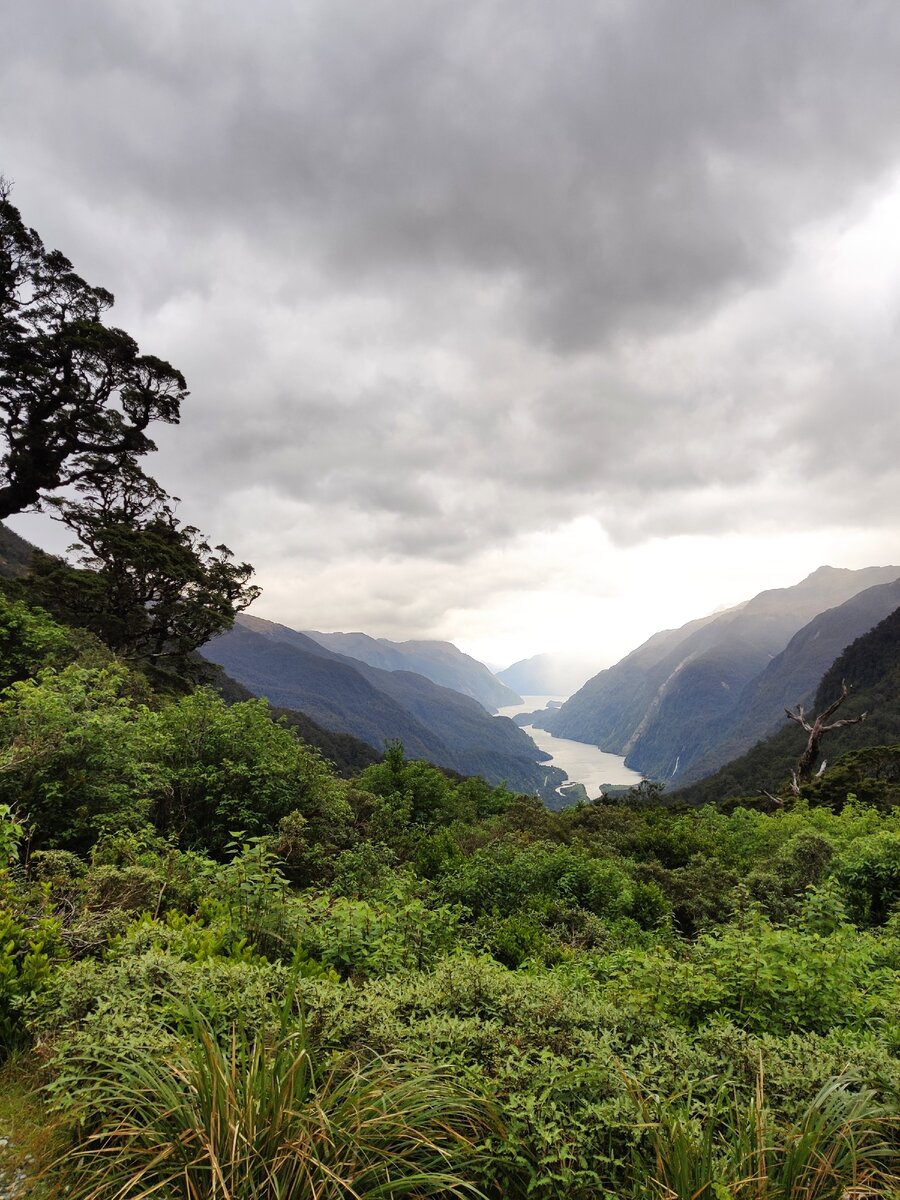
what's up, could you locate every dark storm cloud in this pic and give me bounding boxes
[4,0,900,639]
[9,1,900,340]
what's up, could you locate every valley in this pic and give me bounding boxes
[496,694,644,798]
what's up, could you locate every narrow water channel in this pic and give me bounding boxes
[497,695,643,799]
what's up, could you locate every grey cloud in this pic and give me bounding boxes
[5,0,900,645]
[8,1,900,345]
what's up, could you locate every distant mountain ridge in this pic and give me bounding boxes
[202,615,564,798]
[538,565,900,783]
[303,630,520,712]
[497,652,604,699]
[675,576,900,786]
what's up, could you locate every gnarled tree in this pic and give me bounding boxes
[29,462,260,667]
[785,680,868,796]
[0,180,185,519]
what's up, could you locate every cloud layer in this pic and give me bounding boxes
[5,0,900,664]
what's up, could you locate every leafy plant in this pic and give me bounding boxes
[0,886,67,1052]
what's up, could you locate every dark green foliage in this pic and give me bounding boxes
[0,592,72,687]
[0,624,348,855]
[806,745,900,811]
[355,741,514,841]
[0,185,185,520]
[0,661,160,850]
[144,689,348,857]
[835,832,900,925]
[196,657,382,776]
[4,592,900,1199]
[28,465,259,669]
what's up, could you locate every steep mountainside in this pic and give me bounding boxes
[674,577,900,786]
[676,603,900,807]
[304,630,520,711]
[530,610,733,749]
[196,658,381,775]
[202,616,564,797]
[0,523,36,578]
[539,566,900,782]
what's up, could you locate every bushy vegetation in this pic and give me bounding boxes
[0,594,899,1198]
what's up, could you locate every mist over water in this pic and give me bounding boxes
[497,695,643,798]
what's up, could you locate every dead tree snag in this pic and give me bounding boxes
[784,680,868,795]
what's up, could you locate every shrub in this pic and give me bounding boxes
[143,690,350,857]
[0,889,67,1052]
[835,831,900,925]
[0,662,159,850]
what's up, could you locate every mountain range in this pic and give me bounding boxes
[201,615,565,798]
[8,512,900,808]
[303,630,520,712]
[536,565,900,785]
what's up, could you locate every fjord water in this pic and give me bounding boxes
[497,695,643,798]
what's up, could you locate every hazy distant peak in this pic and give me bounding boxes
[301,629,521,711]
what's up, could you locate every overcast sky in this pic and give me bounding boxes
[5,0,900,670]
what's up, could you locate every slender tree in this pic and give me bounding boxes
[0,179,185,518]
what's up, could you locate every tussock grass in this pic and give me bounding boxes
[628,1068,898,1200]
[49,1008,497,1199]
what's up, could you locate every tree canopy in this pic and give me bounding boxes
[1,185,260,667]
[0,180,186,519]
[28,463,260,667]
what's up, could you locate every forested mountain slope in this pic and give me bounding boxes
[539,565,900,782]
[202,616,564,797]
[676,603,900,807]
[0,522,37,578]
[674,577,900,786]
[304,629,520,711]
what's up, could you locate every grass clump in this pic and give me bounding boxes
[630,1069,897,1200]
[50,1007,497,1200]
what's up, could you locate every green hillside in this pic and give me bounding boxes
[677,604,900,808]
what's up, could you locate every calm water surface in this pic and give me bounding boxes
[497,695,643,799]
